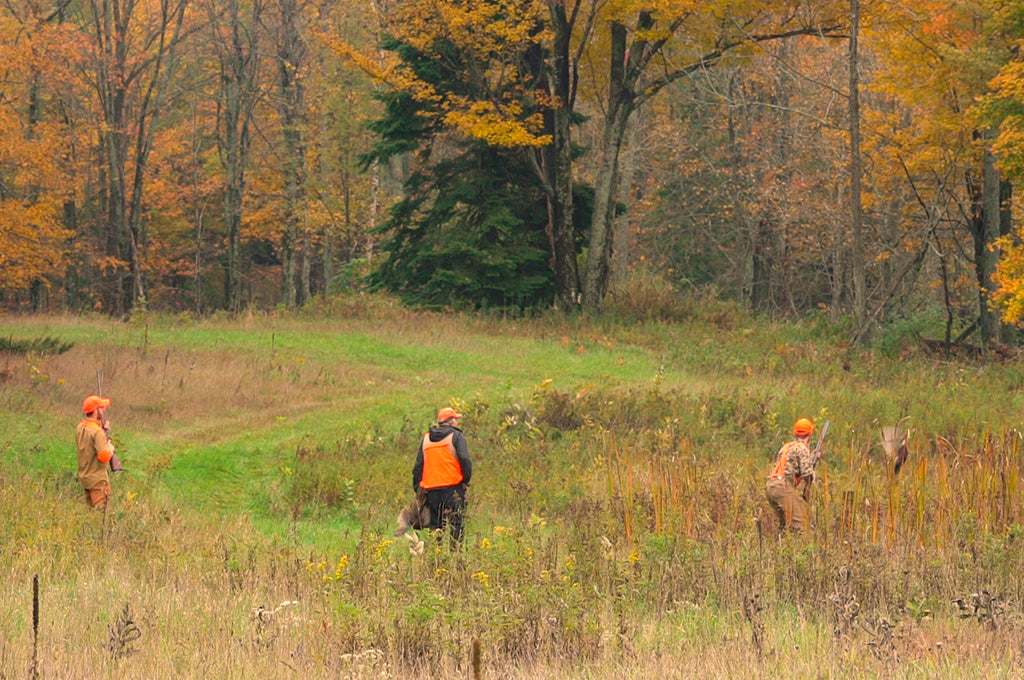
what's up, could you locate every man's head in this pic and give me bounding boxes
[437,406,463,425]
[82,394,111,417]
[794,417,814,439]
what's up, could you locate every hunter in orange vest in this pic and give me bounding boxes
[412,406,472,545]
[76,394,116,509]
[765,418,816,534]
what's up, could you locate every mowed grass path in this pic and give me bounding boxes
[2,312,703,536]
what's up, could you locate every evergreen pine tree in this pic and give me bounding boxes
[364,37,589,311]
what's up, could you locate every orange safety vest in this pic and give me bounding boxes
[768,441,800,483]
[79,419,102,433]
[420,432,464,489]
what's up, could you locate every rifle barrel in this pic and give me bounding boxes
[812,420,830,463]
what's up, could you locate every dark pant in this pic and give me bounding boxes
[766,477,807,534]
[426,486,466,545]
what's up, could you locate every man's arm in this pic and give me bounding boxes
[95,428,114,464]
[453,431,472,486]
[100,420,123,471]
[412,447,424,491]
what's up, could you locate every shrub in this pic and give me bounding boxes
[0,335,73,355]
[605,267,694,323]
[286,444,358,514]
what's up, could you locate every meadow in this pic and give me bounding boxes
[3,296,1024,678]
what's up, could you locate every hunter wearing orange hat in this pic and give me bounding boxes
[412,406,472,546]
[76,395,116,508]
[765,418,816,534]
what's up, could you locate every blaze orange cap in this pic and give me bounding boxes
[794,418,815,436]
[82,395,111,413]
[437,407,463,422]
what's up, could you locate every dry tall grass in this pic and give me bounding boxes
[2,310,1024,678]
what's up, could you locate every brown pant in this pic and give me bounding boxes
[766,477,807,533]
[84,480,111,509]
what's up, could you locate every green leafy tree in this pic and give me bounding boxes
[341,0,846,312]
[371,150,558,309]
[365,37,588,309]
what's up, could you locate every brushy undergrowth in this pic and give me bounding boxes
[2,302,1024,678]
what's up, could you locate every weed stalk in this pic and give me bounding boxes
[30,574,39,680]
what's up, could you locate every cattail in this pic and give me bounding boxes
[472,637,482,680]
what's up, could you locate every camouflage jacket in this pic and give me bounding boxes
[767,440,814,485]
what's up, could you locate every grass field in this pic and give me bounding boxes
[3,299,1024,678]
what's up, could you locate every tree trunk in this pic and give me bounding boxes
[749,39,794,315]
[89,0,187,313]
[584,105,631,310]
[612,106,641,287]
[540,2,581,310]
[27,66,44,311]
[999,179,1014,343]
[829,249,845,322]
[978,142,1002,345]
[96,8,130,316]
[103,123,129,314]
[63,199,82,307]
[723,70,756,306]
[1000,179,1013,241]
[751,218,776,312]
[213,0,262,313]
[582,20,635,312]
[300,218,311,304]
[369,158,379,265]
[225,128,245,313]
[281,215,298,307]
[127,120,155,307]
[548,107,579,310]
[274,0,307,308]
[322,145,340,296]
[849,0,868,340]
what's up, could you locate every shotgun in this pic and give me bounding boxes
[811,420,831,468]
[96,371,124,472]
[800,419,830,500]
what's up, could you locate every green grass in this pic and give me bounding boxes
[4,302,1024,677]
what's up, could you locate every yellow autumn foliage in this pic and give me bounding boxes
[445,105,550,148]
[0,13,84,293]
[993,233,1024,324]
[326,0,553,150]
[0,199,71,290]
